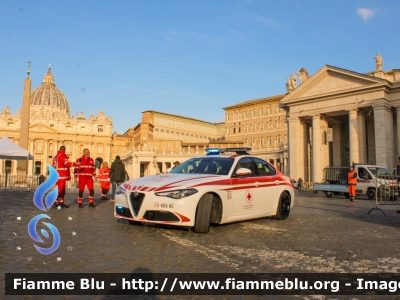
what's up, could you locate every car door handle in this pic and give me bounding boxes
[254,181,260,187]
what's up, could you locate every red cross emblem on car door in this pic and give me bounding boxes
[246,189,252,204]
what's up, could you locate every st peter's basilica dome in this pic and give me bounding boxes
[30,66,70,114]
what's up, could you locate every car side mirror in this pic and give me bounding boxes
[235,168,252,177]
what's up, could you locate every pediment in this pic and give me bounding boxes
[281,65,388,104]
[29,122,58,133]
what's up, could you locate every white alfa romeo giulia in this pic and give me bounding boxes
[114,148,294,233]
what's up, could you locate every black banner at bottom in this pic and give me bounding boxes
[5,273,400,295]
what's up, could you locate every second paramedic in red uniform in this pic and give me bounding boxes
[74,148,97,208]
[99,162,111,200]
[52,146,81,208]
[347,166,357,202]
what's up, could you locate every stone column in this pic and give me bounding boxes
[288,116,305,180]
[72,142,76,161]
[358,111,367,164]
[44,140,48,172]
[396,107,400,160]
[348,109,359,165]
[374,103,394,169]
[312,114,322,182]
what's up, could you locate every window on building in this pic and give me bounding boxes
[268,105,272,114]
[66,144,71,152]
[259,109,263,116]
[81,126,86,132]
[252,123,256,131]
[7,122,14,127]
[155,128,159,137]
[66,126,72,131]
[260,122,264,130]
[49,144,53,152]
[275,106,279,113]
[50,124,54,128]
[160,129,164,137]
[37,142,42,151]
[98,125,103,132]
[98,145,103,154]
[259,138,264,145]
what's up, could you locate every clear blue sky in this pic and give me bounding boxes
[1,1,399,133]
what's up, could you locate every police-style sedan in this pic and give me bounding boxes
[114,148,294,233]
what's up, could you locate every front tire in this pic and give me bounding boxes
[193,194,213,233]
[275,191,291,220]
[324,191,334,198]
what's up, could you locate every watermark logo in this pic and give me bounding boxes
[28,164,61,255]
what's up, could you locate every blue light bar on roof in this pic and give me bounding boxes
[205,148,220,155]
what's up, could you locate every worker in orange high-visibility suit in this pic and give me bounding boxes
[347,166,357,202]
[98,162,111,200]
[74,148,97,208]
[52,146,81,208]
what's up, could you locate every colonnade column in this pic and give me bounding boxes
[348,109,359,165]
[288,116,305,181]
[396,107,400,161]
[374,103,394,169]
[312,114,322,182]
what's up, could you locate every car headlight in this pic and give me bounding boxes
[116,185,126,195]
[155,189,198,199]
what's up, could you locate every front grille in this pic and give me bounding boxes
[129,192,145,216]
[116,206,133,218]
[143,211,180,222]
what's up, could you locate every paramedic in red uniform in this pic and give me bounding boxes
[99,162,111,200]
[52,145,81,208]
[74,148,97,208]
[347,166,357,202]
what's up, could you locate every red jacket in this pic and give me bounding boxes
[99,167,110,182]
[52,150,76,181]
[74,156,96,178]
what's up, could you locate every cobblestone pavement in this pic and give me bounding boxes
[1,188,399,300]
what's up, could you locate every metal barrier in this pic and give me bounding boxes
[0,173,102,192]
[299,182,314,191]
[0,174,41,190]
[369,174,400,215]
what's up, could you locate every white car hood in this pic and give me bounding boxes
[121,173,223,192]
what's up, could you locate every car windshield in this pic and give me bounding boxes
[368,167,390,177]
[169,157,234,175]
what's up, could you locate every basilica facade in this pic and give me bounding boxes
[0,67,112,175]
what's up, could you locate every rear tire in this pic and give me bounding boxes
[344,193,350,199]
[367,189,375,200]
[193,194,213,233]
[275,191,291,220]
[324,191,334,198]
